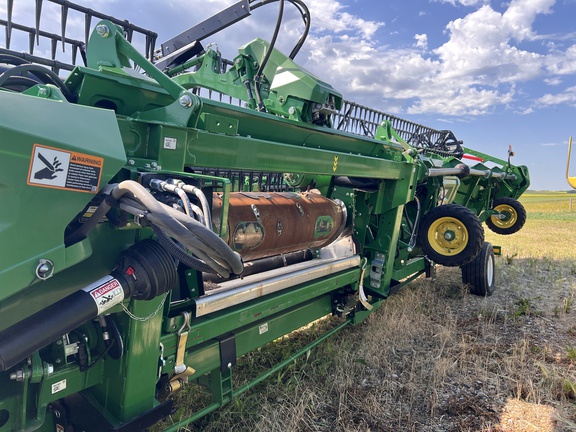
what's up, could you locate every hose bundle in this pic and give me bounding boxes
[111,181,243,278]
[66,180,242,278]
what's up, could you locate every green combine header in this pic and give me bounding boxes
[0,1,529,430]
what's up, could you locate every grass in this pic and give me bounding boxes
[156,192,576,432]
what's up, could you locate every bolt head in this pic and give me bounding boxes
[179,94,193,108]
[96,25,110,38]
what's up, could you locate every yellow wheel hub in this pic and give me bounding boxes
[427,216,469,256]
[490,204,517,229]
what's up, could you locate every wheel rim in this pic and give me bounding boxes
[490,204,517,229]
[487,253,494,286]
[427,216,469,256]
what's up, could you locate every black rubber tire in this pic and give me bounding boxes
[461,242,495,296]
[419,204,484,267]
[485,197,526,235]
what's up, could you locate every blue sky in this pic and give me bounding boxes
[3,0,576,190]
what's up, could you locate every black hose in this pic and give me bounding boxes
[152,225,220,275]
[65,195,115,246]
[112,181,243,275]
[253,0,284,111]
[250,0,310,59]
[118,198,233,276]
[145,211,232,276]
[287,0,310,59]
[0,76,41,91]
[0,64,77,101]
[157,205,243,273]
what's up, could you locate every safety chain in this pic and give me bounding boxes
[121,293,169,322]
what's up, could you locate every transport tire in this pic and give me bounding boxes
[461,242,495,296]
[419,204,484,267]
[485,197,526,235]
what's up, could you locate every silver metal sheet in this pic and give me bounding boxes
[195,255,360,317]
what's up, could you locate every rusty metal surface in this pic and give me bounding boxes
[212,192,345,261]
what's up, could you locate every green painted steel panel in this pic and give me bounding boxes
[0,91,126,302]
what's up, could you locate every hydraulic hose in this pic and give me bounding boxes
[152,225,223,275]
[0,64,76,101]
[150,178,206,224]
[250,0,310,59]
[253,0,284,111]
[65,195,114,246]
[112,181,243,276]
[117,197,232,277]
[179,184,212,229]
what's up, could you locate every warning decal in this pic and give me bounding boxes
[83,275,125,315]
[27,144,104,193]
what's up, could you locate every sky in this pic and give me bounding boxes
[2,0,576,190]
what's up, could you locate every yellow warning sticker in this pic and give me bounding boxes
[27,144,104,194]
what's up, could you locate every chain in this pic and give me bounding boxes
[121,293,169,322]
[416,146,463,158]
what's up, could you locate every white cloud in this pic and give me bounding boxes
[545,44,576,75]
[503,0,554,41]
[305,0,384,39]
[544,77,562,85]
[300,0,561,116]
[536,85,576,105]
[434,1,552,83]
[517,107,535,115]
[414,33,428,49]
[407,86,514,115]
[433,0,489,6]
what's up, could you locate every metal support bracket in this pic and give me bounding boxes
[369,253,386,289]
[216,333,236,373]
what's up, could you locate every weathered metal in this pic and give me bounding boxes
[212,191,345,260]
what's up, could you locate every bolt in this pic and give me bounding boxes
[9,370,24,381]
[227,362,232,369]
[179,94,193,108]
[36,259,54,280]
[151,162,158,169]
[38,87,49,96]
[128,159,135,166]
[96,25,110,38]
